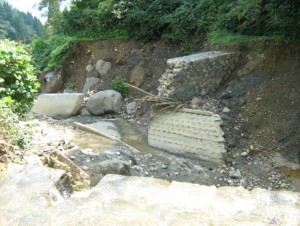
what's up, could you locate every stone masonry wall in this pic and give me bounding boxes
[158,51,238,102]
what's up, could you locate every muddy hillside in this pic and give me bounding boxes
[37,39,300,191]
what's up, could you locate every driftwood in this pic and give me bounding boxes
[73,122,140,153]
[123,82,184,114]
[124,83,155,96]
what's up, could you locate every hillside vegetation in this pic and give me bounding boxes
[0,0,43,40]
[32,0,300,71]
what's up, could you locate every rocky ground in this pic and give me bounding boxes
[2,40,299,196]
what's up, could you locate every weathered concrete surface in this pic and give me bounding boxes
[1,164,300,226]
[158,51,238,101]
[148,108,225,165]
[31,93,84,118]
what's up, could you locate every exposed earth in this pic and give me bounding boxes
[2,39,300,196]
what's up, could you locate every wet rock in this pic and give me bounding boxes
[86,90,122,115]
[44,150,90,190]
[92,160,131,185]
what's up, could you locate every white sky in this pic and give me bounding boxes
[5,0,70,23]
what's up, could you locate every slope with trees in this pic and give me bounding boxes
[0,0,43,40]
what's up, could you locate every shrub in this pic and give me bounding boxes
[0,98,33,149]
[0,40,40,114]
[109,75,128,97]
[31,35,77,71]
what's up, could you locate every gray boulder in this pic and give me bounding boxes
[91,160,130,186]
[31,93,84,118]
[39,71,63,93]
[86,90,122,115]
[82,77,101,93]
[95,60,111,76]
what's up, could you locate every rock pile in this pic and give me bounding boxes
[158,51,238,101]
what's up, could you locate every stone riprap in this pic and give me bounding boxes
[1,164,300,226]
[31,93,84,118]
[148,108,225,166]
[158,51,238,101]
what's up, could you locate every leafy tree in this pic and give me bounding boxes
[39,0,64,37]
[0,1,43,40]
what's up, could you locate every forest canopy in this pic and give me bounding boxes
[0,0,43,40]
[61,0,300,48]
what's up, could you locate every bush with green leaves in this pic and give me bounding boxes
[60,0,299,53]
[109,75,128,97]
[0,39,40,114]
[0,98,33,149]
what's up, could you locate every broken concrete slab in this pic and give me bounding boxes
[44,150,90,190]
[148,108,225,166]
[31,93,84,118]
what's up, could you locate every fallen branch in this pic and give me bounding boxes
[124,83,155,96]
[73,122,140,153]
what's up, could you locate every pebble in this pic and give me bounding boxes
[161,164,168,169]
[81,166,89,171]
[229,169,242,179]
[222,107,230,113]
[70,156,76,160]
[240,151,249,157]
[174,172,180,176]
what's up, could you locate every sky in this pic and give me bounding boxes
[5,0,71,23]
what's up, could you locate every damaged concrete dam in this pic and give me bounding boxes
[1,40,300,225]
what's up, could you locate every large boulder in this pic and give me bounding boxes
[31,93,84,118]
[39,70,63,93]
[86,90,122,115]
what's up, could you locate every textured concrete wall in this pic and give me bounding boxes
[158,51,238,102]
[148,108,225,166]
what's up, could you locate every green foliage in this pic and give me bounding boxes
[60,0,299,53]
[64,82,76,91]
[0,40,40,114]
[31,35,77,71]
[0,1,43,40]
[109,75,128,97]
[0,99,33,149]
[38,0,62,37]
